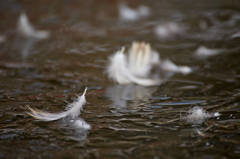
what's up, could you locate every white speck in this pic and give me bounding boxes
[213,112,221,117]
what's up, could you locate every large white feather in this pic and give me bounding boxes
[26,88,87,121]
[107,46,161,86]
[107,42,191,86]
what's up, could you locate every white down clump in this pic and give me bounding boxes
[185,106,212,124]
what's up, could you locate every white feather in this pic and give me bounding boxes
[107,47,132,84]
[107,42,192,86]
[107,45,161,86]
[161,59,192,75]
[26,88,87,121]
[119,3,150,21]
[195,46,221,57]
[186,106,212,124]
[155,22,185,39]
[128,42,158,78]
[129,43,191,77]
[18,12,50,39]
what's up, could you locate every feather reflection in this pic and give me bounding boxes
[17,12,50,59]
[106,84,157,109]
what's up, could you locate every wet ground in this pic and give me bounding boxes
[1,0,240,158]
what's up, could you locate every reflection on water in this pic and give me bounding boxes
[20,39,36,59]
[58,118,90,142]
[106,84,157,109]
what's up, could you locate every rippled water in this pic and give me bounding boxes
[1,0,240,158]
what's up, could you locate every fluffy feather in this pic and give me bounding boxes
[186,106,212,124]
[107,42,191,86]
[107,45,161,86]
[107,47,132,84]
[26,88,87,121]
[128,42,159,78]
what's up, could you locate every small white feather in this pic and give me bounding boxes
[161,59,192,75]
[155,22,185,39]
[26,88,87,121]
[119,3,150,21]
[195,46,221,57]
[18,12,50,39]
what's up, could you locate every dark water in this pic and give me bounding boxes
[1,0,240,158]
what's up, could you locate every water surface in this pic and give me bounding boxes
[1,0,240,158]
